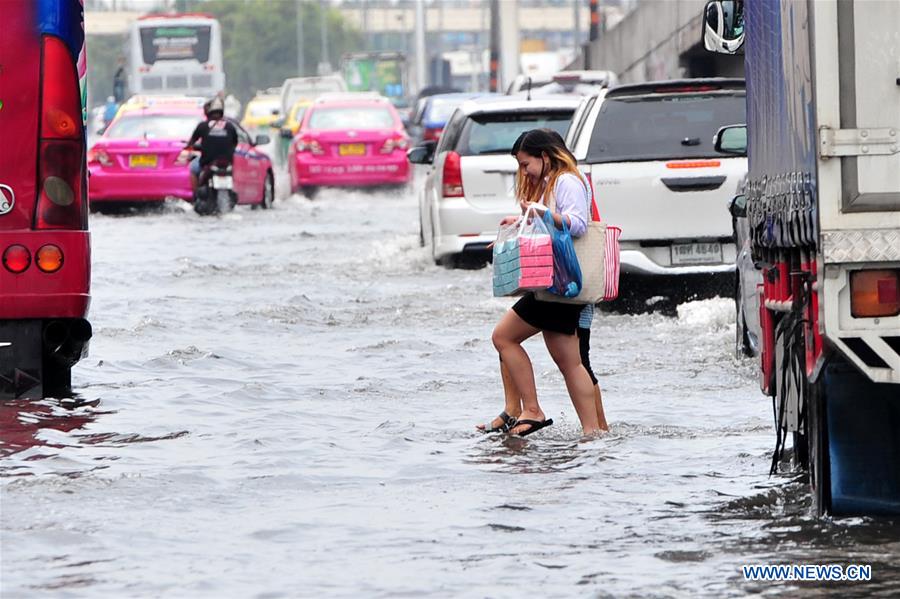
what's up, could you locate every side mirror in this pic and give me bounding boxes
[714,124,747,155]
[729,194,748,218]
[702,0,745,54]
[407,141,436,165]
[254,134,271,146]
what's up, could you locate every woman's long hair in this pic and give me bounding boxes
[511,129,581,206]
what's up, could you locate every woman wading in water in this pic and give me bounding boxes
[485,129,606,437]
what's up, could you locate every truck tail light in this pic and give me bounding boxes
[36,35,85,231]
[850,269,900,318]
[442,151,464,198]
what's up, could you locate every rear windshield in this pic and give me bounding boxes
[105,114,198,140]
[424,98,465,125]
[586,92,746,163]
[456,111,573,156]
[248,101,279,117]
[307,106,394,130]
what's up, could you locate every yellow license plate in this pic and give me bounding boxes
[338,143,366,156]
[129,154,158,168]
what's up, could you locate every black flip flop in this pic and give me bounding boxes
[511,418,554,437]
[478,411,517,434]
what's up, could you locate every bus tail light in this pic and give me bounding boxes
[36,140,84,230]
[36,35,85,231]
[441,151,464,198]
[40,37,82,140]
[851,269,900,318]
[2,245,31,274]
[36,245,64,273]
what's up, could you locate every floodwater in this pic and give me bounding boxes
[2,180,898,598]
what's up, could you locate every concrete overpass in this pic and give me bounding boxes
[574,0,743,82]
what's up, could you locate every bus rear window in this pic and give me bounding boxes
[456,111,573,156]
[140,26,211,64]
[585,93,746,163]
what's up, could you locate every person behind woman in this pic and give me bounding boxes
[488,129,603,436]
[478,131,608,435]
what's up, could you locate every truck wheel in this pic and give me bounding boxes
[806,375,830,515]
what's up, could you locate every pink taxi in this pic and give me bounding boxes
[88,103,274,209]
[287,95,411,198]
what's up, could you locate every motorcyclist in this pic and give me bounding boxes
[185,96,239,194]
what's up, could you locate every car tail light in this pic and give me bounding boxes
[36,35,85,231]
[296,137,324,155]
[36,245,64,273]
[850,269,900,318]
[423,127,443,142]
[2,245,31,274]
[174,150,196,166]
[442,151,464,198]
[88,147,113,166]
[380,135,409,154]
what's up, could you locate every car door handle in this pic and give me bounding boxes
[660,176,727,192]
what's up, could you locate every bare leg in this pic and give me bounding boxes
[543,331,601,435]
[594,384,609,431]
[475,359,523,431]
[491,310,544,427]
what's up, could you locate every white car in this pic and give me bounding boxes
[407,96,580,267]
[566,78,748,303]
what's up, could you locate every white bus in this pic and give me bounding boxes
[128,13,225,97]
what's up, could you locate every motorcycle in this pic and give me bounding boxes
[194,157,237,216]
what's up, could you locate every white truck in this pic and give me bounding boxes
[703,0,900,515]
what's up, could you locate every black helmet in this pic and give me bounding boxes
[206,97,225,117]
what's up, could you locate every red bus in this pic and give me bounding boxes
[0,0,91,399]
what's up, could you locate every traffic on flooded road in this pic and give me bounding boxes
[2,0,898,596]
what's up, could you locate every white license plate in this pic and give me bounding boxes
[212,175,233,190]
[671,242,723,265]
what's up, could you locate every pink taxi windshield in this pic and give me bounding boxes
[105,114,198,140]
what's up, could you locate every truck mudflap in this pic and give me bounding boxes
[0,318,91,399]
[0,320,42,399]
[825,360,900,516]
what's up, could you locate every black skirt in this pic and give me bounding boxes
[512,293,583,335]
